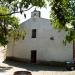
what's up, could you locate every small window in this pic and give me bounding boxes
[32,29,36,38]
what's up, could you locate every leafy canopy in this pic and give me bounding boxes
[0,6,25,46]
[50,0,75,44]
[0,0,45,46]
[0,0,46,15]
[0,0,75,45]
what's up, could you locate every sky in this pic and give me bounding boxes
[15,6,51,23]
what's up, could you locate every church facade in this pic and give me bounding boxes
[7,9,74,63]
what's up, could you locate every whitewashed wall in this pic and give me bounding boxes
[7,17,73,62]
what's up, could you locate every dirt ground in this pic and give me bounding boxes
[0,60,75,75]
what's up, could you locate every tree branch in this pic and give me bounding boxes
[0,6,33,16]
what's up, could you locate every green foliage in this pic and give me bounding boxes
[0,6,25,46]
[0,0,46,14]
[0,0,75,45]
[49,0,75,43]
[0,0,46,46]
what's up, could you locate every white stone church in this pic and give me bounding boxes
[7,9,75,63]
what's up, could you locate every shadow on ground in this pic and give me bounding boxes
[3,60,66,72]
[0,66,12,72]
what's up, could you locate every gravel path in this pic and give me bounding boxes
[0,61,75,75]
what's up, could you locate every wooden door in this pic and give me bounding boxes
[31,50,37,63]
[73,41,75,59]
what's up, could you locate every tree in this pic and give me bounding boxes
[49,0,75,44]
[0,0,45,46]
[0,6,25,46]
[0,0,46,15]
[0,0,75,45]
